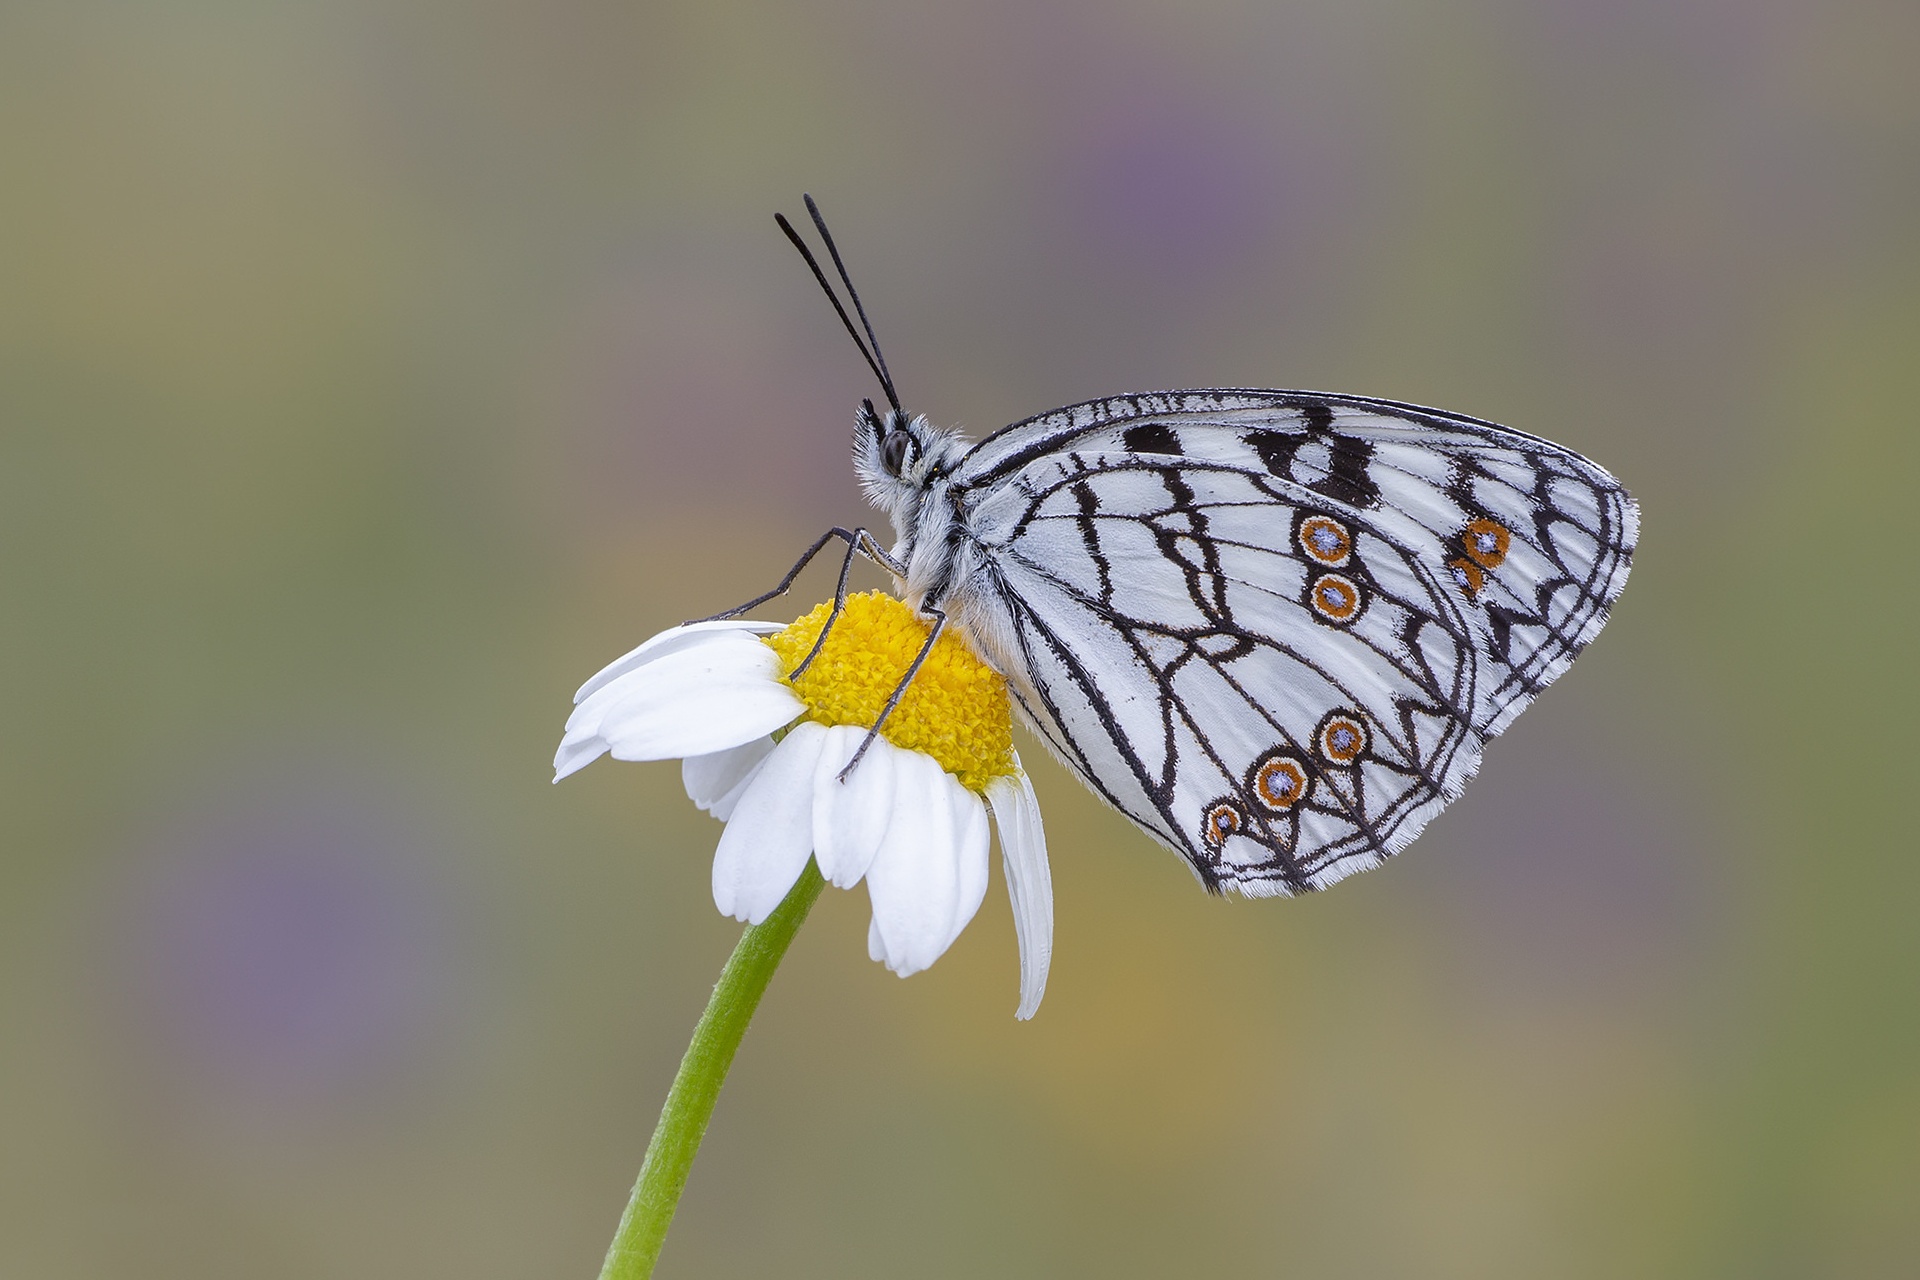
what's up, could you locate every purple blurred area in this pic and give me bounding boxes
[110,766,460,1121]
[4,0,1917,1276]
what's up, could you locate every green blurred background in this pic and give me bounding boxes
[4,1,1916,1276]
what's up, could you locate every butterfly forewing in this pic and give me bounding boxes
[944,390,1636,894]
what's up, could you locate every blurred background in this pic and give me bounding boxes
[3,1,1916,1276]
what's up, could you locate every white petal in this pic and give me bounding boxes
[707,750,774,823]
[553,734,611,783]
[950,784,991,944]
[564,630,789,742]
[711,722,826,924]
[865,754,987,978]
[868,917,885,963]
[987,763,1052,1020]
[683,736,777,816]
[557,633,803,772]
[864,751,953,974]
[812,728,898,889]
[572,619,783,704]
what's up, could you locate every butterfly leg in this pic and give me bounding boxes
[837,604,946,783]
[787,527,899,681]
[689,526,901,623]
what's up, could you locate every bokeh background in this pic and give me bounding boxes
[5,1,1917,1276]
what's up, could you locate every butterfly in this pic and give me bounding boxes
[737,197,1638,897]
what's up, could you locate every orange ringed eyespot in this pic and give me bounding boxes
[1253,755,1308,811]
[1461,518,1510,570]
[1310,573,1361,622]
[1448,557,1485,598]
[1202,800,1244,848]
[1320,716,1367,764]
[1298,515,1352,567]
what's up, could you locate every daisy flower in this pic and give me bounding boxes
[554,591,1052,1018]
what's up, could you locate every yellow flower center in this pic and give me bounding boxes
[766,591,1015,793]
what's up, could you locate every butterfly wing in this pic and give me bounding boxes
[947,390,1636,894]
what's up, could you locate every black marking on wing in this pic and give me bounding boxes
[1316,433,1379,508]
[1070,478,1113,601]
[1122,422,1182,455]
[1246,429,1304,479]
[1228,410,1380,510]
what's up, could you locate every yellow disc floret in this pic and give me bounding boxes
[766,591,1015,793]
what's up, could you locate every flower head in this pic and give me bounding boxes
[555,591,1052,1018]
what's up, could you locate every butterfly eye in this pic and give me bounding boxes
[881,430,917,475]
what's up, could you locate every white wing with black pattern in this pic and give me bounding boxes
[939,390,1636,895]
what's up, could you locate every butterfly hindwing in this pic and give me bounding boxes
[962,454,1482,894]
[947,390,1636,894]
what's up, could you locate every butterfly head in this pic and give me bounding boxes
[854,401,966,519]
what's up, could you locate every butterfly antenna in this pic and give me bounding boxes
[804,195,899,413]
[774,198,903,415]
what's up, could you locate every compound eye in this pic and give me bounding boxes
[881,430,916,475]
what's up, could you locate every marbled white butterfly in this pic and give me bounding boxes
[733,197,1637,897]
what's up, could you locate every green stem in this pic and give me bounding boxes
[597,860,828,1280]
